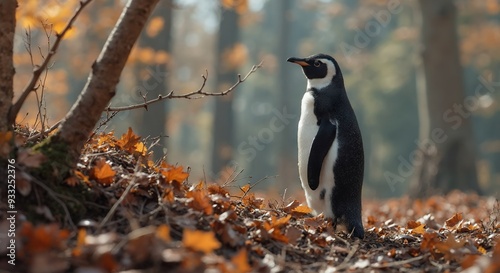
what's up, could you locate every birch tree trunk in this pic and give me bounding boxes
[0,0,16,132]
[38,0,159,176]
[410,0,481,197]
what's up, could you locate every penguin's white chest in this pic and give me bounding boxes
[298,92,338,218]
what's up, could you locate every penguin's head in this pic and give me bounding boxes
[287,53,342,90]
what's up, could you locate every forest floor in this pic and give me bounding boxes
[1,128,499,273]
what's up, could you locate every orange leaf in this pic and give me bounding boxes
[187,190,213,215]
[231,249,251,273]
[117,127,141,153]
[420,232,438,252]
[271,215,291,228]
[75,170,90,185]
[292,205,313,214]
[163,189,174,203]
[411,224,426,235]
[72,228,87,257]
[98,252,119,273]
[445,213,463,228]
[20,223,69,255]
[92,158,116,185]
[242,193,263,209]
[240,183,251,194]
[134,141,147,156]
[156,225,171,242]
[183,229,221,254]
[283,200,300,212]
[406,220,422,229]
[161,163,189,184]
[208,184,229,196]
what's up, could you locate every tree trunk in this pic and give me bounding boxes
[0,0,16,132]
[410,0,481,197]
[211,7,240,177]
[277,0,297,189]
[38,0,159,175]
[136,0,173,158]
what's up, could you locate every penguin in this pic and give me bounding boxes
[287,53,364,239]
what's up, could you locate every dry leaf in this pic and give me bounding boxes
[156,225,171,242]
[117,127,141,153]
[161,163,189,184]
[187,190,213,215]
[231,249,251,273]
[92,158,116,185]
[292,205,313,214]
[182,229,221,254]
[445,213,463,228]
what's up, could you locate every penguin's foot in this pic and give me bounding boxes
[332,217,364,239]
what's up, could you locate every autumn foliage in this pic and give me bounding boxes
[1,127,498,272]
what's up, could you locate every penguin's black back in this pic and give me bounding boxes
[311,74,364,237]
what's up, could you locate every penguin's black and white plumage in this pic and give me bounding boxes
[287,53,364,239]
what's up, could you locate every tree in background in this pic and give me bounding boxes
[410,0,481,197]
[211,2,244,177]
[134,0,173,158]
[0,0,15,132]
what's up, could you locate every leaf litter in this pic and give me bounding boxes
[1,127,499,273]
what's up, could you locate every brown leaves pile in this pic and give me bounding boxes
[3,128,500,272]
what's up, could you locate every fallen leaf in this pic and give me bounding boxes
[91,158,116,185]
[445,213,463,228]
[161,163,189,184]
[285,226,302,245]
[156,225,171,242]
[187,190,213,215]
[117,127,141,153]
[183,229,221,254]
[292,205,312,215]
[240,184,251,194]
[231,249,251,273]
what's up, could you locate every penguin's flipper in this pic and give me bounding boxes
[307,118,336,190]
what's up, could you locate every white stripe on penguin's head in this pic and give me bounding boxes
[306,58,336,91]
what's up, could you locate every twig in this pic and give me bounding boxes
[334,241,359,270]
[371,253,430,268]
[9,0,94,124]
[26,120,61,142]
[105,62,263,112]
[240,175,277,199]
[97,180,137,232]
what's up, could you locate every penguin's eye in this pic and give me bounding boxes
[314,60,321,67]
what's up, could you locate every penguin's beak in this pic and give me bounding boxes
[287,57,310,67]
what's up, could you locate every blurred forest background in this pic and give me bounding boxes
[13,0,500,198]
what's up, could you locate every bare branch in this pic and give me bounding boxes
[106,62,263,112]
[26,120,61,142]
[9,0,94,125]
